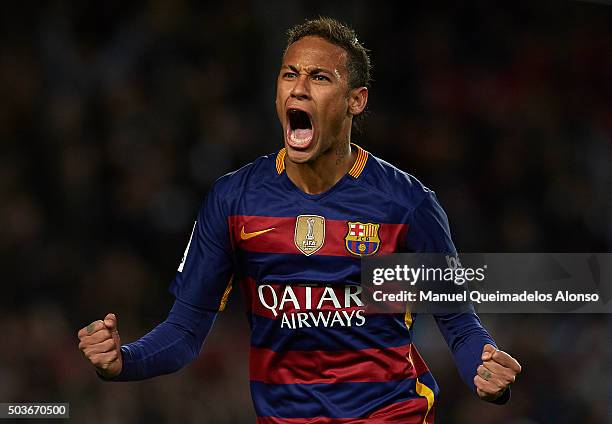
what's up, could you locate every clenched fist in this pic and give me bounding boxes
[78,313,123,378]
[474,344,521,401]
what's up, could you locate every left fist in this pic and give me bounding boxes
[474,344,521,401]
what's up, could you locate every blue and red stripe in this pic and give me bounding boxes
[228,215,407,257]
[251,377,436,420]
[249,313,411,352]
[250,344,428,384]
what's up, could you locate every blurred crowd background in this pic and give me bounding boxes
[1,1,610,423]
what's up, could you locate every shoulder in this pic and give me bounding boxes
[361,153,456,252]
[208,152,278,200]
[360,151,436,214]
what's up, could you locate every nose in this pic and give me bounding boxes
[290,74,310,100]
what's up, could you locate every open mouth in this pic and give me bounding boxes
[286,108,314,149]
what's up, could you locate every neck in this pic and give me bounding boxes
[285,142,356,195]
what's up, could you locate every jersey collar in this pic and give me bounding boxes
[275,143,369,178]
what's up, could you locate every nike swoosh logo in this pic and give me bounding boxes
[240,226,275,240]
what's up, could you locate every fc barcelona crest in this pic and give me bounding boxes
[345,222,381,256]
[295,215,326,256]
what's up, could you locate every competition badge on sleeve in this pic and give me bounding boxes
[345,222,381,256]
[294,215,325,255]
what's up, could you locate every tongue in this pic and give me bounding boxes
[289,128,314,148]
[293,128,312,140]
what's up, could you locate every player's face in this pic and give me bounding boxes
[276,36,355,164]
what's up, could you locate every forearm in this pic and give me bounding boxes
[105,299,217,381]
[435,312,510,404]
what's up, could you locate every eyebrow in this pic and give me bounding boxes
[283,65,334,77]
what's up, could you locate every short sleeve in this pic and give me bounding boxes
[169,182,234,311]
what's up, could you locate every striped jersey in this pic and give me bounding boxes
[170,145,494,423]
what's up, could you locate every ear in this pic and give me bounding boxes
[347,87,368,116]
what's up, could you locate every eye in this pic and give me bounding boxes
[312,75,331,82]
[283,72,298,79]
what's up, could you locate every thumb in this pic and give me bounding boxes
[481,343,496,361]
[104,313,118,331]
[104,313,121,347]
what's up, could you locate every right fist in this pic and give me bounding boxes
[78,313,123,378]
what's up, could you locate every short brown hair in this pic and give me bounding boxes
[285,17,372,90]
